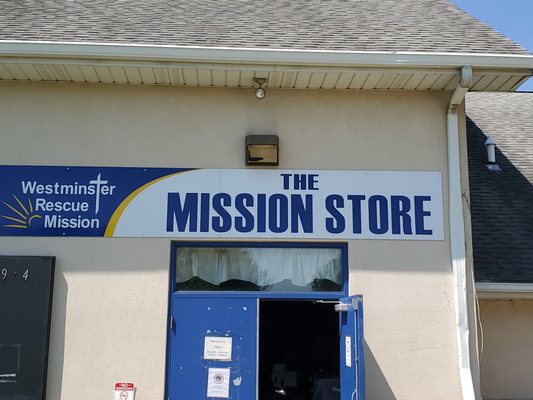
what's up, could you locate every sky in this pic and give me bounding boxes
[450,0,533,91]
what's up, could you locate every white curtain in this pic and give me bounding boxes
[176,247,342,287]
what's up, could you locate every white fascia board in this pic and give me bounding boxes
[0,40,533,70]
[476,282,533,299]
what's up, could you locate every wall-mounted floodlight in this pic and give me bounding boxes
[246,134,279,166]
[253,78,267,100]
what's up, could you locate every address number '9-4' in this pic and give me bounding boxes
[1,268,29,281]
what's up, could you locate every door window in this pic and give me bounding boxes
[174,246,343,292]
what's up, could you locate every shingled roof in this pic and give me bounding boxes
[467,92,533,283]
[0,0,529,55]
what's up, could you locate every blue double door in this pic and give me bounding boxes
[166,295,364,400]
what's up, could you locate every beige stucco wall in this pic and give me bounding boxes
[479,299,533,400]
[0,81,470,399]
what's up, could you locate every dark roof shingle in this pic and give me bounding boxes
[0,0,529,55]
[467,92,533,283]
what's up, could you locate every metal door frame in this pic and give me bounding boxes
[165,241,349,400]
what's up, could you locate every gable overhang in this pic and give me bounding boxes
[0,41,532,91]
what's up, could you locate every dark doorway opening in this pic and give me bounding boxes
[259,300,340,400]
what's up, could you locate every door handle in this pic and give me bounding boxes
[169,315,176,332]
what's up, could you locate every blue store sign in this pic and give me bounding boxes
[0,166,444,240]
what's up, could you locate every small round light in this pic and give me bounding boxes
[255,87,266,100]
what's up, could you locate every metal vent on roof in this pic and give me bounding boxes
[484,136,502,171]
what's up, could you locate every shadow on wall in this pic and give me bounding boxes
[364,341,397,400]
[47,268,67,399]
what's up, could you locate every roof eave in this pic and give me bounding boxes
[476,282,533,299]
[0,41,531,91]
[1,40,533,69]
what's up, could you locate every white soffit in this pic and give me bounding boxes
[0,41,532,91]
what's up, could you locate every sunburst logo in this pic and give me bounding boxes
[2,194,42,229]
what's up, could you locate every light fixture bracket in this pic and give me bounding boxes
[253,77,267,87]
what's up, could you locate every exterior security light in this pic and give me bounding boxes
[253,78,267,100]
[246,134,279,166]
[255,87,266,100]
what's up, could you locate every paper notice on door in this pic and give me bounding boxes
[204,336,232,361]
[207,368,230,398]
